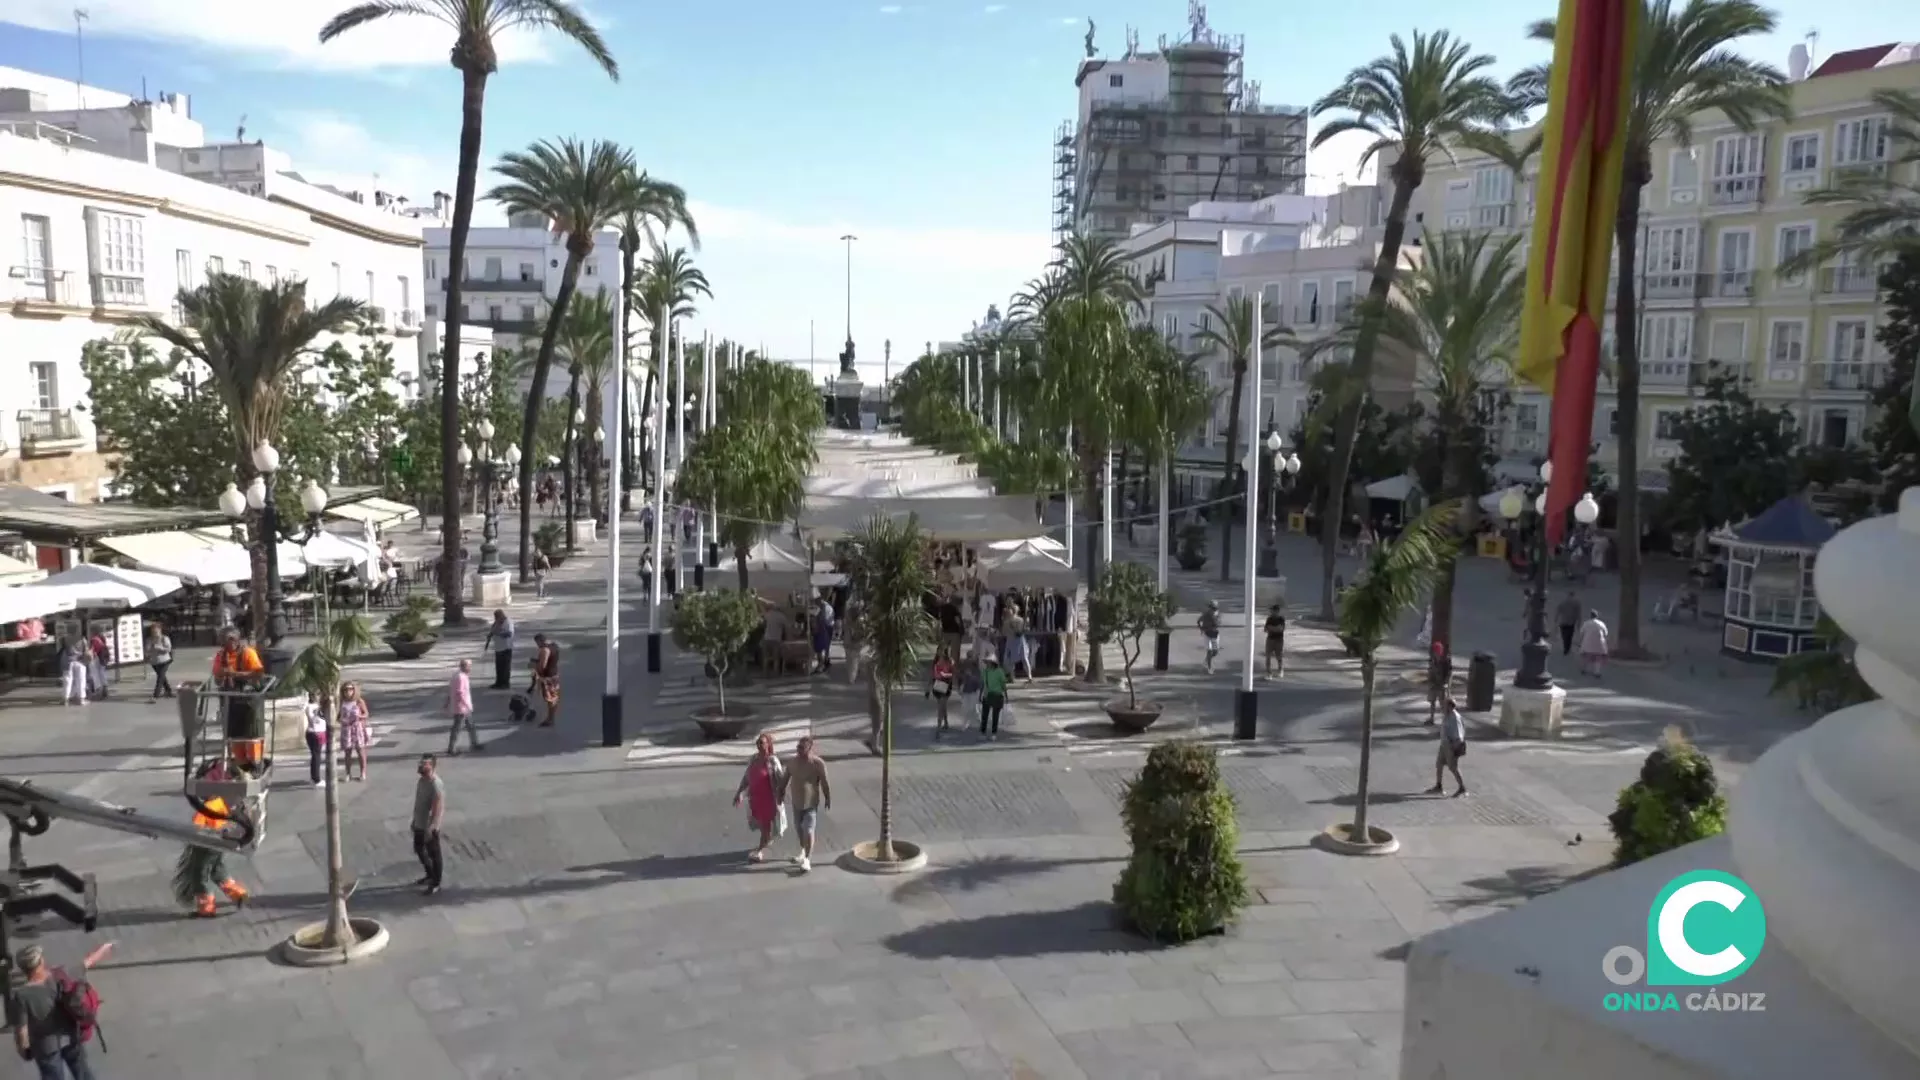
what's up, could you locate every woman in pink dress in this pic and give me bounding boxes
[339,682,372,781]
[731,733,787,863]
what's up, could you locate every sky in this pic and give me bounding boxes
[0,0,1885,380]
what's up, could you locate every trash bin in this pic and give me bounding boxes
[1466,652,1497,713]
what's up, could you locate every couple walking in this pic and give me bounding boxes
[732,734,831,872]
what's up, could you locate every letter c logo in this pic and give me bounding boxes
[1657,879,1748,978]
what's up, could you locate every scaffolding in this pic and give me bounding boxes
[1051,2,1308,244]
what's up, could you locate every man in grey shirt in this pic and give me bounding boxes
[411,754,445,896]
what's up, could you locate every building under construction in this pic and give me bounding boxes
[1053,3,1308,246]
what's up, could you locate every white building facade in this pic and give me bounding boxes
[0,67,429,501]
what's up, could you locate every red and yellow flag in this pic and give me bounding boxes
[1516,0,1639,544]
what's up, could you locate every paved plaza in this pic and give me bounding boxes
[0,522,1813,1079]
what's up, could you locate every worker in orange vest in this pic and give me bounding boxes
[212,630,264,688]
[173,762,251,917]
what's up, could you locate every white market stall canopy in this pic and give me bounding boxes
[984,536,1065,558]
[803,474,998,500]
[978,539,1077,590]
[34,564,183,608]
[325,497,419,528]
[100,531,300,586]
[0,586,75,623]
[1365,475,1422,503]
[302,531,379,569]
[799,496,1044,543]
[715,536,813,594]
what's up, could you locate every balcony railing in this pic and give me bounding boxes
[477,318,542,336]
[444,275,545,293]
[1714,269,1754,298]
[1820,265,1880,296]
[18,409,83,451]
[1642,271,1707,301]
[365,306,388,324]
[1332,299,1355,322]
[1503,430,1545,454]
[8,266,74,306]
[1811,360,1889,392]
[90,272,147,308]
[1831,160,1889,181]
[1708,175,1763,206]
[1472,204,1512,229]
[1640,357,1697,386]
[398,308,421,328]
[1293,305,1322,326]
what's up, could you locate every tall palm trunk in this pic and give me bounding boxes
[1081,444,1106,682]
[1612,169,1649,657]
[620,244,639,511]
[877,690,896,862]
[1219,362,1246,581]
[1319,178,1418,618]
[318,690,351,953]
[439,67,489,626]
[586,383,605,520]
[518,256,585,579]
[1428,418,1476,649]
[562,368,581,549]
[734,539,751,592]
[1352,657,1377,838]
[1117,446,1133,544]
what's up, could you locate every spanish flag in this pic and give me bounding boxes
[1516,0,1638,545]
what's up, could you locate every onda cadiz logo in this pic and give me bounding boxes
[1601,870,1768,1013]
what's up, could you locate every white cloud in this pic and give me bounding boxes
[878,4,903,12]
[984,4,1007,12]
[6,0,564,72]
[267,110,507,225]
[1056,17,1080,25]
[1304,126,1380,194]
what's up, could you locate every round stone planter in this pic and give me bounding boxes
[841,840,928,875]
[692,704,756,741]
[1175,555,1208,572]
[386,637,437,661]
[1313,822,1401,857]
[277,917,390,967]
[1102,698,1163,734]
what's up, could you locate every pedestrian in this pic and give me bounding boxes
[927,647,956,736]
[84,631,109,700]
[978,654,1009,740]
[446,658,482,755]
[732,732,787,863]
[842,594,864,686]
[1262,604,1286,677]
[8,941,113,1080]
[1556,591,1583,655]
[533,548,551,599]
[1426,692,1469,797]
[1003,603,1033,683]
[146,622,174,700]
[810,599,834,675]
[1577,609,1611,677]
[532,634,560,727]
[58,637,87,707]
[483,610,515,690]
[411,754,445,895]
[1199,600,1222,675]
[785,735,831,873]
[338,682,371,781]
[304,689,328,787]
[1425,641,1452,725]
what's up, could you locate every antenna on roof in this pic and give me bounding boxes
[1125,25,1139,58]
[1806,28,1819,68]
[73,9,89,109]
[236,114,247,142]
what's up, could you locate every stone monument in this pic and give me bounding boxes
[833,338,863,429]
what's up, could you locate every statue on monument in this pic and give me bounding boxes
[1084,18,1096,58]
[839,338,858,378]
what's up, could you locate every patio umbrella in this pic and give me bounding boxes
[37,564,183,608]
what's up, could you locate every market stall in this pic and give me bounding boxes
[798,496,1044,544]
[1711,494,1833,663]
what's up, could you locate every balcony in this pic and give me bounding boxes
[1811,360,1889,392]
[365,306,388,325]
[476,318,543,336]
[1293,305,1322,327]
[1472,203,1512,229]
[1641,271,1707,301]
[8,266,80,311]
[17,409,86,456]
[1760,356,1805,386]
[1708,174,1764,206]
[1502,429,1545,455]
[1713,269,1755,299]
[1820,265,1880,297]
[1639,357,1697,387]
[89,273,148,309]
[444,275,544,293]
[1831,159,1889,182]
[398,308,422,330]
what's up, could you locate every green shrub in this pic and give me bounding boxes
[1608,730,1728,866]
[1175,522,1209,570]
[534,522,565,556]
[383,595,440,642]
[1113,742,1249,942]
[671,589,764,715]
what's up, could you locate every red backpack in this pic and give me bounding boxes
[52,968,103,1047]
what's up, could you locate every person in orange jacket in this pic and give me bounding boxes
[172,761,250,918]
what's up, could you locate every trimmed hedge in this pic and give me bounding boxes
[1113,742,1249,942]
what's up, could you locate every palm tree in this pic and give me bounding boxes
[319,0,616,626]
[616,172,699,507]
[1308,30,1518,619]
[1124,328,1214,645]
[134,274,367,635]
[555,289,616,543]
[1376,230,1525,649]
[1778,88,1920,275]
[1512,0,1789,656]
[1335,501,1457,847]
[632,247,713,472]
[282,610,379,956]
[846,514,937,864]
[1194,293,1293,581]
[483,137,638,580]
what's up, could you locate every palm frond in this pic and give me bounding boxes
[1338,501,1460,653]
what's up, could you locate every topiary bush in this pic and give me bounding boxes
[1113,742,1249,942]
[1608,729,1729,866]
[1175,523,1209,571]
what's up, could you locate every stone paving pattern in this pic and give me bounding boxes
[0,523,1815,1079]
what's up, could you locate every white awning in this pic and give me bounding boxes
[325,497,419,527]
[0,552,46,585]
[1365,475,1420,502]
[303,531,379,569]
[803,474,998,500]
[799,496,1044,543]
[99,531,259,586]
[0,585,75,623]
[36,564,183,608]
[978,539,1078,590]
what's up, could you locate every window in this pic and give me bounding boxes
[20,215,51,291]
[519,303,536,322]
[1784,133,1820,173]
[206,255,224,275]
[584,262,596,276]
[29,362,58,410]
[1152,185,1167,201]
[1260,283,1282,324]
[1830,318,1870,364]
[365,270,376,305]
[1642,224,1699,294]
[1197,310,1212,334]
[1154,153,1166,170]
[86,211,144,289]
[1834,116,1890,166]
[1108,73,1124,88]
[1654,410,1685,441]
[1768,319,1806,365]
[1819,408,1853,449]
[1606,408,1620,437]
[1667,147,1701,204]
[1185,155,1199,171]
[487,304,503,322]
[1471,165,1512,226]
[175,249,195,291]
[1641,313,1694,377]
[518,261,536,282]
[331,262,342,296]
[1515,402,1541,433]
[1226,285,1244,304]
[425,302,439,317]
[1709,134,1762,205]
[1776,224,1813,286]
[463,304,478,321]
[1299,280,1320,325]
[399,275,411,313]
[238,260,252,280]
[1717,229,1754,295]
[483,257,502,280]
[1332,279,1355,321]
[426,257,438,280]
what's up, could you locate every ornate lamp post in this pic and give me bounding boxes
[461,421,519,604]
[218,441,328,677]
[1499,464,1600,690]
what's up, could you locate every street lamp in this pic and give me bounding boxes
[222,441,327,676]
[1502,457,1591,691]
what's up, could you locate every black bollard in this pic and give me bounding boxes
[646,632,662,673]
[1233,688,1257,740]
[1153,629,1170,671]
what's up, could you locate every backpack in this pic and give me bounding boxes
[52,968,103,1048]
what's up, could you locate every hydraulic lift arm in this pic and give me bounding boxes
[1,776,255,858]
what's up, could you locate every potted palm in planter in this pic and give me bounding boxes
[1089,562,1175,733]
[671,589,763,740]
[382,595,441,660]
[1175,522,1210,571]
[534,522,568,569]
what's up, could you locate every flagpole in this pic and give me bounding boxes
[694,330,710,590]
[706,333,719,571]
[1234,289,1264,740]
[646,322,671,673]
[602,326,624,746]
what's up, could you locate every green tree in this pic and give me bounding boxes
[320,0,618,626]
[1122,329,1213,560]
[676,423,806,591]
[282,609,379,957]
[845,514,937,864]
[1862,253,1920,511]
[1087,562,1176,711]
[1661,372,1798,538]
[1194,294,1293,581]
[1336,502,1458,846]
[485,138,639,580]
[1514,0,1791,657]
[670,590,762,717]
[1308,30,1518,619]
